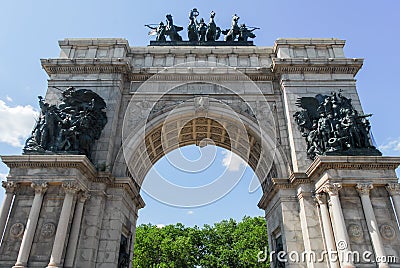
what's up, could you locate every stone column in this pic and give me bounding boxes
[356,183,388,268]
[13,182,48,268]
[0,181,18,243]
[386,183,400,222]
[314,193,339,268]
[47,182,80,268]
[64,191,89,268]
[322,183,355,268]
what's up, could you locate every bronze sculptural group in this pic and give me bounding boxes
[23,87,108,159]
[293,91,381,159]
[146,8,259,44]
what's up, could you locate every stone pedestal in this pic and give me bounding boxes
[260,156,400,268]
[0,155,144,268]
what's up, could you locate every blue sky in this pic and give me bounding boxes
[0,0,400,227]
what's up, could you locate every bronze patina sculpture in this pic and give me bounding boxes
[198,18,207,42]
[24,87,107,160]
[238,24,259,41]
[206,11,221,42]
[293,91,381,159]
[145,22,167,42]
[146,9,258,45]
[165,14,183,41]
[187,8,199,42]
[222,14,241,41]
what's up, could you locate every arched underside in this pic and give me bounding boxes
[113,103,290,192]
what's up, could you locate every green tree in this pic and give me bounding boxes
[132,216,270,268]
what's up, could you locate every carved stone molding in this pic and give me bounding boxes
[355,183,373,196]
[348,223,363,241]
[41,59,131,75]
[386,183,400,196]
[322,182,342,196]
[10,222,25,238]
[1,155,97,181]
[272,58,363,76]
[78,191,90,203]
[62,181,80,195]
[128,73,274,82]
[314,193,327,205]
[380,224,396,240]
[194,96,209,113]
[1,181,18,194]
[31,182,48,195]
[41,222,56,238]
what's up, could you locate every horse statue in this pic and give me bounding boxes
[222,14,240,41]
[165,14,183,42]
[206,11,221,42]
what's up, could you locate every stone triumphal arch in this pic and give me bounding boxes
[1,37,400,268]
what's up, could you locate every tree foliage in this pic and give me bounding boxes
[132,216,270,268]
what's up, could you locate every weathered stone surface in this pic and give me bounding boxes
[1,38,400,268]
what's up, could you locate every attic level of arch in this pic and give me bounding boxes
[41,38,363,81]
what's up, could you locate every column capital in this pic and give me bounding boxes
[314,193,327,205]
[356,183,373,196]
[31,182,48,195]
[62,181,80,195]
[2,181,18,194]
[322,182,342,196]
[386,183,400,196]
[78,191,90,203]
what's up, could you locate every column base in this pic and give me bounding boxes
[46,262,60,268]
[12,265,26,268]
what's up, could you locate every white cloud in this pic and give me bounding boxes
[379,138,400,153]
[6,96,13,102]
[221,150,246,172]
[0,173,7,181]
[187,210,194,215]
[156,224,165,228]
[0,100,38,147]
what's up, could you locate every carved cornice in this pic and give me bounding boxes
[93,172,114,184]
[355,183,373,196]
[41,59,131,75]
[321,182,342,196]
[2,181,18,194]
[112,177,145,209]
[386,183,400,196]
[258,177,294,209]
[289,172,310,185]
[31,182,48,195]
[272,58,363,76]
[1,155,97,181]
[306,156,400,181]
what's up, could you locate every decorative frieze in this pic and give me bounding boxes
[348,224,363,241]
